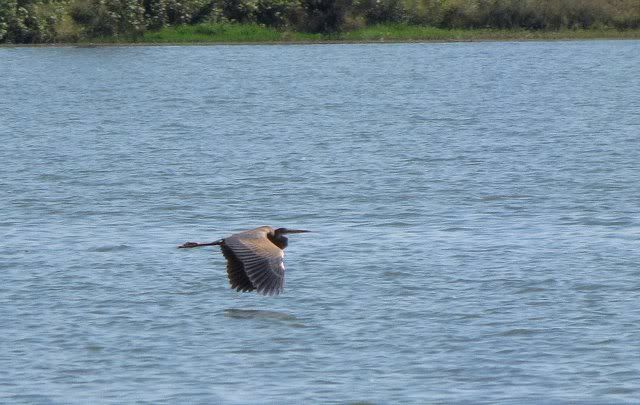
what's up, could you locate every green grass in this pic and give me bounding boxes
[340,24,640,42]
[140,23,324,43]
[74,23,640,45]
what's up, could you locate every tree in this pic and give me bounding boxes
[71,0,145,38]
[301,0,349,32]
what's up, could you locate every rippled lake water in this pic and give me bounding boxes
[1,41,640,403]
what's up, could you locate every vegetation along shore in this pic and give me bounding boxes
[2,0,640,44]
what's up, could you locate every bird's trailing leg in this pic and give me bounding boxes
[178,240,222,249]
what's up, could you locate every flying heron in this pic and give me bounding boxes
[178,226,310,296]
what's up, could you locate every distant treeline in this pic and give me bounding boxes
[2,0,640,43]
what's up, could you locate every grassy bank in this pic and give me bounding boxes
[4,0,640,45]
[140,24,324,43]
[83,23,640,45]
[339,24,640,42]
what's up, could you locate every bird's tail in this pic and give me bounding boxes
[178,239,223,249]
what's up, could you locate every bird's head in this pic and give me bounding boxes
[269,228,310,250]
[274,228,311,235]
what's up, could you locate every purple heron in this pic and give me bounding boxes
[178,226,310,296]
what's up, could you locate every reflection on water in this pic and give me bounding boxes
[223,308,299,322]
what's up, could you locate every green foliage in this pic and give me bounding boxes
[219,0,301,27]
[221,0,258,22]
[140,22,323,41]
[0,0,69,43]
[0,0,17,41]
[255,0,301,27]
[2,0,640,43]
[401,0,440,25]
[142,0,216,29]
[353,0,407,24]
[432,0,640,30]
[301,0,350,32]
[70,0,145,37]
[130,22,640,43]
[338,23,640,40]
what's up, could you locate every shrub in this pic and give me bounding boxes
[439,0,475,28]
[255,0,301,27]
[300,0,350,32]
[354,0,406,24]
[143,0,215,29]
[403,0,441,25]
[0,0,17,41]
[70,0,145,37]
[222,0,258,22]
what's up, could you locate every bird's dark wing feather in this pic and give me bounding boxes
[221,244,255,292]
[224,231,285,296]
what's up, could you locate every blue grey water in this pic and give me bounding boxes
[1,40,639,403]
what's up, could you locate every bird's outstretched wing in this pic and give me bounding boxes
[221,244,256,293]
[223,230,285,296]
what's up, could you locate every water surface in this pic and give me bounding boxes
[1,41,640,403]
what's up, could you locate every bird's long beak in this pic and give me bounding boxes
[283,229,311,234]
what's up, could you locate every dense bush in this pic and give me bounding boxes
[301,0,350,32]
[143,0,217,29]
[0,0,17,42]
[1,0,640,42]
[70,0,145,37]
[220,0,301,27]
[353,0,406,24]
[432,0,639,30]
[256,0,301,27]
[402,0,440,25]
[220,0,257,22]
[1,0,67,43]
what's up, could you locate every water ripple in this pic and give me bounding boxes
[2,41,640,403]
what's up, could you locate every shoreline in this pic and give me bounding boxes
[3,25,640,47]
[3,38,639,48]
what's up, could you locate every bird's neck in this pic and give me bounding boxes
[268,234,288,250]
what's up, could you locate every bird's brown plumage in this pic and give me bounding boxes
[222,227,286,296]
[221,244,255,293]
[179,226,308,296]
